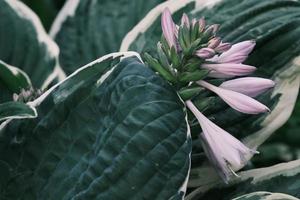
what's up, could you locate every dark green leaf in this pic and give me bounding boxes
[0,60,31,94]
[0,54,191,199]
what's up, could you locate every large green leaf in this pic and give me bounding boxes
[0,0,61,88]
[50,0,165,75]
[233,191,299,200]
[0,52,191,199]
[186,159,300,200]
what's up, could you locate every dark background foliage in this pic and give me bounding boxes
[21,0,66,30]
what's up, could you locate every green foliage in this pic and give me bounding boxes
[0,0,59,88]
[51,0,164,74]
[0,101,37,122]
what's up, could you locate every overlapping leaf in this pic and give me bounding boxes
[0,101,37,122]
[0,53,191,199]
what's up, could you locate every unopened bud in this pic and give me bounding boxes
[208,37,221,49]
[195,48,215,59]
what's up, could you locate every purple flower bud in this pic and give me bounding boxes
[202,63,256,78]
[161,8,178,50]
[197,80,270,114]
[214,40,256,63]
[195,48,215,59]
[185,100,258,183]
[199,17,206,32]
[208,37,221,49]
[205,24,219,36]
[214,42,232,53]
[220,77,275,97]
[181,13,190,27]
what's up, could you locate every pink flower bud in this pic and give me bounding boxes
[197,80,270,114]
[220,77,275,97]
[205,24,219,36]
[202,63,256,78]
[195,48,215,59]
[199,17,206,32]
[181,13,190,27]
[208,37,221,49]
[161,8,178,50]
[214,40,256,63]
[214,42,232,53]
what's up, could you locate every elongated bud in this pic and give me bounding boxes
[215,40,256,63]
[181,13,190,27]
[144,53,176,83]
[202,63,256,78]
[195,48,215,59]
[199,17,206,32]
[208,37,221,49]
[179,69,209,82]
[219,77,275,97]
[214,42,232,53]
[161,8,178,50]
[198,80,270,114]
[205,24,219,36]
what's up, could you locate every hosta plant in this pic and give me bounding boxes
[0,0,300,199]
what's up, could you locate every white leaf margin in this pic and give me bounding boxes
[244,57,300,149]
[0,60,32,88]
[49,0,80,38]
[186,159,300,199]
[119,0,223,52]
[0,52,140,131]
[233,191,300,200]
